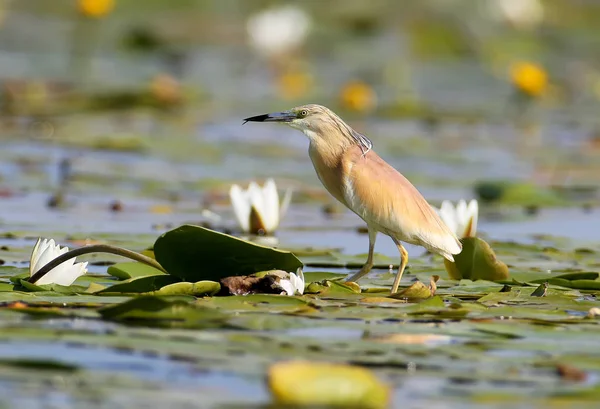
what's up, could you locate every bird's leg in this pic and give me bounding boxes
[346,227,377,283]
[391,240,408,294]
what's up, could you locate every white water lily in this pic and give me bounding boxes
[229,178,292,235]
[278,268,305,296]
[490,0,544,30]
[437,199,479,239]
[29,238,88,286]
[246,5,311,57]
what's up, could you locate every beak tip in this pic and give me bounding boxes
[242,114,268,123]
[243,111,294,124]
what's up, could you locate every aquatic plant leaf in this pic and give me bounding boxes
[533,278,600,290]
[0,358,79,372]
[0,266,27,278]
[305,279,361,295]
[98,295,223,327]
[85,282,106,293]
[528,272,600,290]
[96,275,180,295]
[154,224,303,281]
[444,237,509,281]
[268,360,390,409]
[323,280,361,294]
[199,294,311,311]
[152,281,220,296]
[17,280,86,294]
[391,280,433,300]
[107,262,166,280]
[549,272,600,281]
[303,271,347,282]
[0,283,16,292]
[0,292,130,305]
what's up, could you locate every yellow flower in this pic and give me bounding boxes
[277,70,313,100]
[77,0,115,19]
[510,61,548,97]
[339,80,377,113]
[149,74,181,105]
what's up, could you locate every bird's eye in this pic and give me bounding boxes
[300,110,308,117]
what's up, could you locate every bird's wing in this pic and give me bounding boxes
[342,147,461,258]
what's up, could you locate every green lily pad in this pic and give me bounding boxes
[391,280,434,300]
[17,280,87,294]
[548,272,600,281]
[107,262,167,280]
[0,282,16,292]
[151,281,221,296]
[96,275,180,295]
[308,280,361,295]
[268,360,390,409]
[303,271,347,282]
[529,272,600,290]
[153,224,303,281]
[445,237,509,281]
[198,294,311,311]
[98,295,224,328]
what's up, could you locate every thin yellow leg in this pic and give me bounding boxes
[390,240,408,294]
[346,227,377,283]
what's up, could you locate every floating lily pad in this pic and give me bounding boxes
[107,262,167,280]
[306,280,361,295]
[17,280,87,294]
[268,360,390,409]
[391,277,438,300]
[197,294,311,312]
[98,295,224,328]
[96,275,180,295]
[303,271,347,282]
[0,282,16,292]
[151,281,221,296]
[154,225,303,281]
[445,237,509,281]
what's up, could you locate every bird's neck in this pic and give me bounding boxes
[307,137,352,168]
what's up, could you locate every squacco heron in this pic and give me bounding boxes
[243,104,461,293]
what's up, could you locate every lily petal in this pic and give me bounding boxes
[31,239,60,275]
[248,181,268,233]
[29,238,89,286]
[291,268,305,295]
[37,261,87,286]
[280,188,293,220]
[229,184,251,233]
[455,200,468,238]
[464,200,478,237]
[261,178,280,232]
[29,238,43,273]
[439,200,458,235]
[230,179,291,235]
[278,278,296,296]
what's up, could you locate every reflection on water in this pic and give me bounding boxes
[0,342,269,409]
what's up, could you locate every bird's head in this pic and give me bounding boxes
[243,104,372,154]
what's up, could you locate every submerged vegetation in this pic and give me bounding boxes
[1,221,600,406]
[1,0,600,408]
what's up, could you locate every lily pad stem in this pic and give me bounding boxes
[28,244,167,283]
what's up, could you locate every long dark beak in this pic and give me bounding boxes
[243,111,296,124]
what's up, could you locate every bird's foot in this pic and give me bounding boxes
[346,266,372,283]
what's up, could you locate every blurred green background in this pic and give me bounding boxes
[0,0,599,236]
